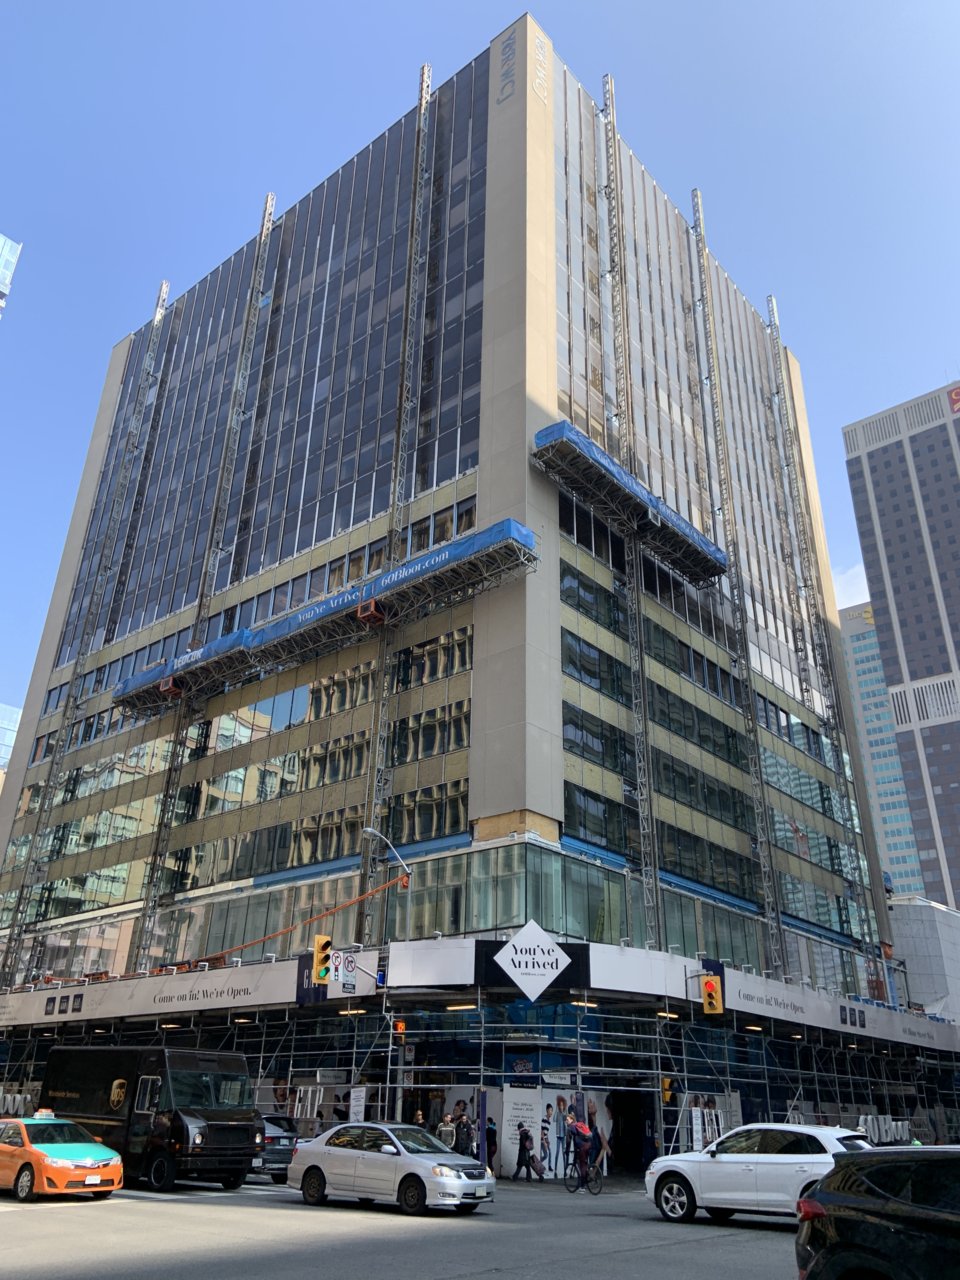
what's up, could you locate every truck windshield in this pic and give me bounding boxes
[168,1070,253,1110]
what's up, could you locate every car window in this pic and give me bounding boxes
[839,1135,873,1151]
[326,1125,365,1150]
[0,1123,23,1146]
[862,1163,915,1199]
[361,1128,396,1153]
[908,1162,960,1214]
[25,1122,93,1145]
[392,1126,456,1155]
[713,1129,763,1156]
[263,1115,298,1134]
[759,1130,827,1156]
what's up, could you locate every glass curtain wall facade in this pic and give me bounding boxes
[839,603,922,893]
[1,17,880,1000]
[0,234,21,319]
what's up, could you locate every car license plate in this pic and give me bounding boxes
[84,1175,101,1185]
[252,1157,263,1167]
[475,1187,486,1197]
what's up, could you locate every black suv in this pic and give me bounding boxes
[796,1147,960,1280]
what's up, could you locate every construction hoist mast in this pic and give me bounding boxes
[766,296,881,991]
[692,190,786,978]
[357,65,432,947]
[128,195,276,974]
[0,282,170,990]
[602,75,660,948]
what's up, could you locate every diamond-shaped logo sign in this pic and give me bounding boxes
[493,920,571,1002]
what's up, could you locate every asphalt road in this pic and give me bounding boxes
[3,1175,798,1280]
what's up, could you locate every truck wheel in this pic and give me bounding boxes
[145,1151,177,1193]
[14,1164,36,1203]
[220,1173,245,1191]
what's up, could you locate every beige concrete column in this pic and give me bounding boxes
[469,15,563,842]
[0,337,132,867]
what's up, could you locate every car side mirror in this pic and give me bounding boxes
[380,1144,398,1155]
[94,1136,103,1143]
[709,1149,718,1158]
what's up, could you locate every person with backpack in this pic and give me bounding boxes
[512,1121,534,1181]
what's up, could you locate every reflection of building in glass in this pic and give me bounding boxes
[4,17,953,1149]
[845,383,960,908]
[839,603,922,894]
[0,235,21,320]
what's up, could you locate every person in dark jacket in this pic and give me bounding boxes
[485,1117,498,1169]
[512,1121,534,1181]
[454,1112,475,1156]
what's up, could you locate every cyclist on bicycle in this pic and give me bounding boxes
[567,1110,592,1192]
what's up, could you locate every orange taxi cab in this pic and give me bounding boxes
[0,1109,124,1201]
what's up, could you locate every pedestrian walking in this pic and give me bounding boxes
[485,1117,498,1169]
[436,1112,456,1148]
[413,1109,426,1128]
[454,1111,475,1157]
[512,1121,535,1181]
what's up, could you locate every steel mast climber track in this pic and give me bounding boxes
[602,75,661,949]
[128,194,276,975]
[692,189,786,978]
[0,282,170,990]
[767,296,881,992]
[358,64,432,948]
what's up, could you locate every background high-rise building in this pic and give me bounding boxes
[845,383,960,909]
[1,15,885,1009]
[0,704,21,771]
[839,603,922,894]
[0,234,22,319]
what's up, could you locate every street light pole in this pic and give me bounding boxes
[362,827,413,943]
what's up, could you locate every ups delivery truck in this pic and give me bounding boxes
[39,1047,264,1191]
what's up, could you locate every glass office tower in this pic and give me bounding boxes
[0,234,22,320]
[0,16,884,1001]
[839,604,922,894]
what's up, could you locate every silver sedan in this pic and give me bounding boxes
[289,1121,496,1215]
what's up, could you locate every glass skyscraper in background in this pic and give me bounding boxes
[839,604,922,894]
[0,234,22,320]
[0,705,22,771]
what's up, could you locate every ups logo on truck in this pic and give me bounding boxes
[109,1079,127,1110]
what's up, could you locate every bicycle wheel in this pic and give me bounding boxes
[586,1165,603,1195]
[564,1163,580,1193]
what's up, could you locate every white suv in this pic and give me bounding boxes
[645,1123,871,1223]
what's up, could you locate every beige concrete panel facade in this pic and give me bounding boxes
[0,336,132,875]
[470,15,563,840]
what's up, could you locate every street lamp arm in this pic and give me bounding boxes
[362,826,412,876]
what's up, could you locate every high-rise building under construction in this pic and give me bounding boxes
[6,16,951,1151]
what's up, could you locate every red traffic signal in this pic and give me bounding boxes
[700,974,723,1014]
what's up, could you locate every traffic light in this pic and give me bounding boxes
[700,973,723,1014]
[661,1076,674,1105]
[312,934,332,985]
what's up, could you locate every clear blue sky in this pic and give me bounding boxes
[2,0,958,706]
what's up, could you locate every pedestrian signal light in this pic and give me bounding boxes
[394,1019,406,1035]
[312,934,332,985]
[700,974,723,1014]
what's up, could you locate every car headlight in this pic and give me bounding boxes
[193,1133,204,1145]
[108,1156,122,1165]
[43,1157,74,1168]
[431,1164,463,1179]
[486,1166,494,1178]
